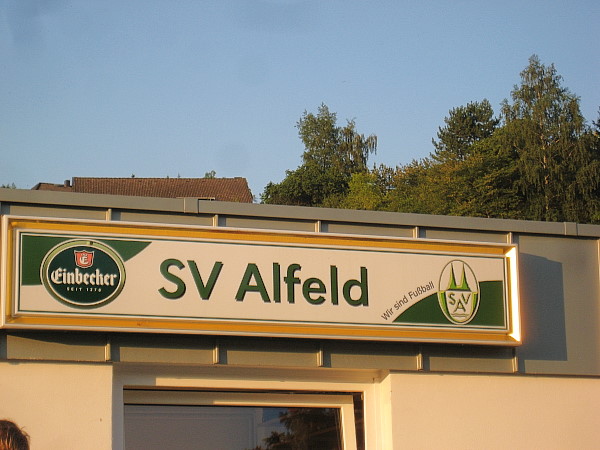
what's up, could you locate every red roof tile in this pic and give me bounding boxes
[31,182,74,192]
[33,177,254,203]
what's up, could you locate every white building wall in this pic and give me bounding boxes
[2,190,600,449]
[0,361,113,450]
[389,372,600,449]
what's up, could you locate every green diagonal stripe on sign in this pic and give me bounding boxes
[394,281,506,327]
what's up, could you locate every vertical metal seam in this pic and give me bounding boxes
[213,339,221,364]
[316,343,325,367]
[416,345,424,371]
[105,335,112,362]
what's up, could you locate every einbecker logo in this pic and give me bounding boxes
[74,249,94,268]
[41,240,126,308]
[437,260,480,324]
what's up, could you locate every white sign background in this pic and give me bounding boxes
[17,232,507,328]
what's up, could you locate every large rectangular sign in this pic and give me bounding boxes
[1,216,521,344]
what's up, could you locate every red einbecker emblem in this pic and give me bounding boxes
[74,250,95,268]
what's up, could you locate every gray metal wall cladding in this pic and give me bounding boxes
[1,188,599,376]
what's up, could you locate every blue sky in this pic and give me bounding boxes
[1,0,599,199]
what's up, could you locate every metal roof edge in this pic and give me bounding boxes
[2,188,600,238]
[0,188,181,212]
[200,201,597,237]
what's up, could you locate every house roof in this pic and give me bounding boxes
[32,177,254,203]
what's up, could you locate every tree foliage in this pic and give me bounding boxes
[339,171,386,211]
[262,104,377,207]
[384,104,522,218]
[380,56,600,223]
[432,99,499,163]
[262,57,600,224]
[251,407,341,450]
[498,55,600,222]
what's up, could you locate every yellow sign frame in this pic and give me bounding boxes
[2,216,521,345]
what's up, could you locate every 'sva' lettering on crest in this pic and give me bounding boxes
[437,260,480,324]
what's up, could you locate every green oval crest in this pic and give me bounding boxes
[437,260,480,325]
[41,239,126,308]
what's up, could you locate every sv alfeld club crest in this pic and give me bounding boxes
[438,260,480,324]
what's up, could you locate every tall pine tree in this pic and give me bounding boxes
[432,99,499,163]
[501,55,600,222]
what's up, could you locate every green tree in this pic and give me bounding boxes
[386,100,506,217]
[382,99,504,217]
[262,104,377,206]
[339,171,386,210]
[387,56,599,223]
[500,55,600,222]
[432,99,499,163]
[427,99,521,218]
[261,58,599,223]
[252,408,341,450]
[583,109,600,221]
[383,159,441,214]
[456,128,524,219]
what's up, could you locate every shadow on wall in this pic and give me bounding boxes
[517,253,566,370]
